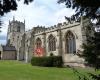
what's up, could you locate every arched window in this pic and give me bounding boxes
[36,38,42,48]
[48,34,56,51]
[17,26,20,32]
[65,31,76,54]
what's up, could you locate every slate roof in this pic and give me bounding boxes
[2,45,16,51]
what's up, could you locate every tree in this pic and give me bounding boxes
[58,0,100,24]
[74,30,100,80]
[0,0,34,16]
[82,32,100,69]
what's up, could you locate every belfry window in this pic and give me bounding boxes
[48,34,56,51]
[36,38,42,48]
[65,31,76,54]
[17,26,20,32]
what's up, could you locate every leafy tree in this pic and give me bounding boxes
[82,32,100,69]
[0,0,34,16]
[74,31,100,80]
[58,0,100,24]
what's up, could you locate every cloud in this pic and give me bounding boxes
[0,35,6,40]
[0,40,6,45]
[0,0,75,44]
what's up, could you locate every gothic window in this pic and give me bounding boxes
[36,38,42,48]
[17,26,20,32]
[48,34,56,51]
[65,31,76,54]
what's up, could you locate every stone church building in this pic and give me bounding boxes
[7,17,92,67]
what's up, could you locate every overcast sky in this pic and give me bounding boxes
[0,0,75,45]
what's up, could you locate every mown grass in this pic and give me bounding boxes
[0,60,99,80]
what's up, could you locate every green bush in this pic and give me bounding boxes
[31,56,63,67]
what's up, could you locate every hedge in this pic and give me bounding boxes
[31,56,63,67]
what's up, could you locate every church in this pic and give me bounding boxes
[6,16,92,67]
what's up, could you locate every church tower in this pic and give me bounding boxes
[7,17,25,60]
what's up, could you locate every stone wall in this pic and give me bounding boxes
[1,51,16,60]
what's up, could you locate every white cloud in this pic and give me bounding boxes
[0,40,6,45]
[0,0,75,44]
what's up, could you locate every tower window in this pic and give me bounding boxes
[17,26,20,32]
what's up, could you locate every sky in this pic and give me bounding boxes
[0,0,75,45]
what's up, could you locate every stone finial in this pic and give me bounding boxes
[24,19,25,25]
[13,16,15,21]
[63,22,68,25]
[9,20,10,24]
[54,25,56,27]
[57,23,62,27]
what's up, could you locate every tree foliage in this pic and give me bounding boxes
[82,32,100,69]
[75,26,100,80]
[58,0,100,23]
[0,0,34,16]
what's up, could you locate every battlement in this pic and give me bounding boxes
[33,21,80,34]
[9,20,25,25]
[32,25,46,33]
[9,16,25,26]
[9,16,89,35]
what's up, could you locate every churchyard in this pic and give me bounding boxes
[0,60,99,80]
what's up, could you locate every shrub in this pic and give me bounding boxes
[50,53,54,56]
[31,56,63,67]
[52,56,63,67]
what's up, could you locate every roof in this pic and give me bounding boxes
[2,45,16,51]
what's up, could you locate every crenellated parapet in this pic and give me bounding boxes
[10,20,18,24]
[32,25,46,33]
[33,21,80,35]
[9,18,25,27]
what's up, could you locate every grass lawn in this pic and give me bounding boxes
[0,60,99,80]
